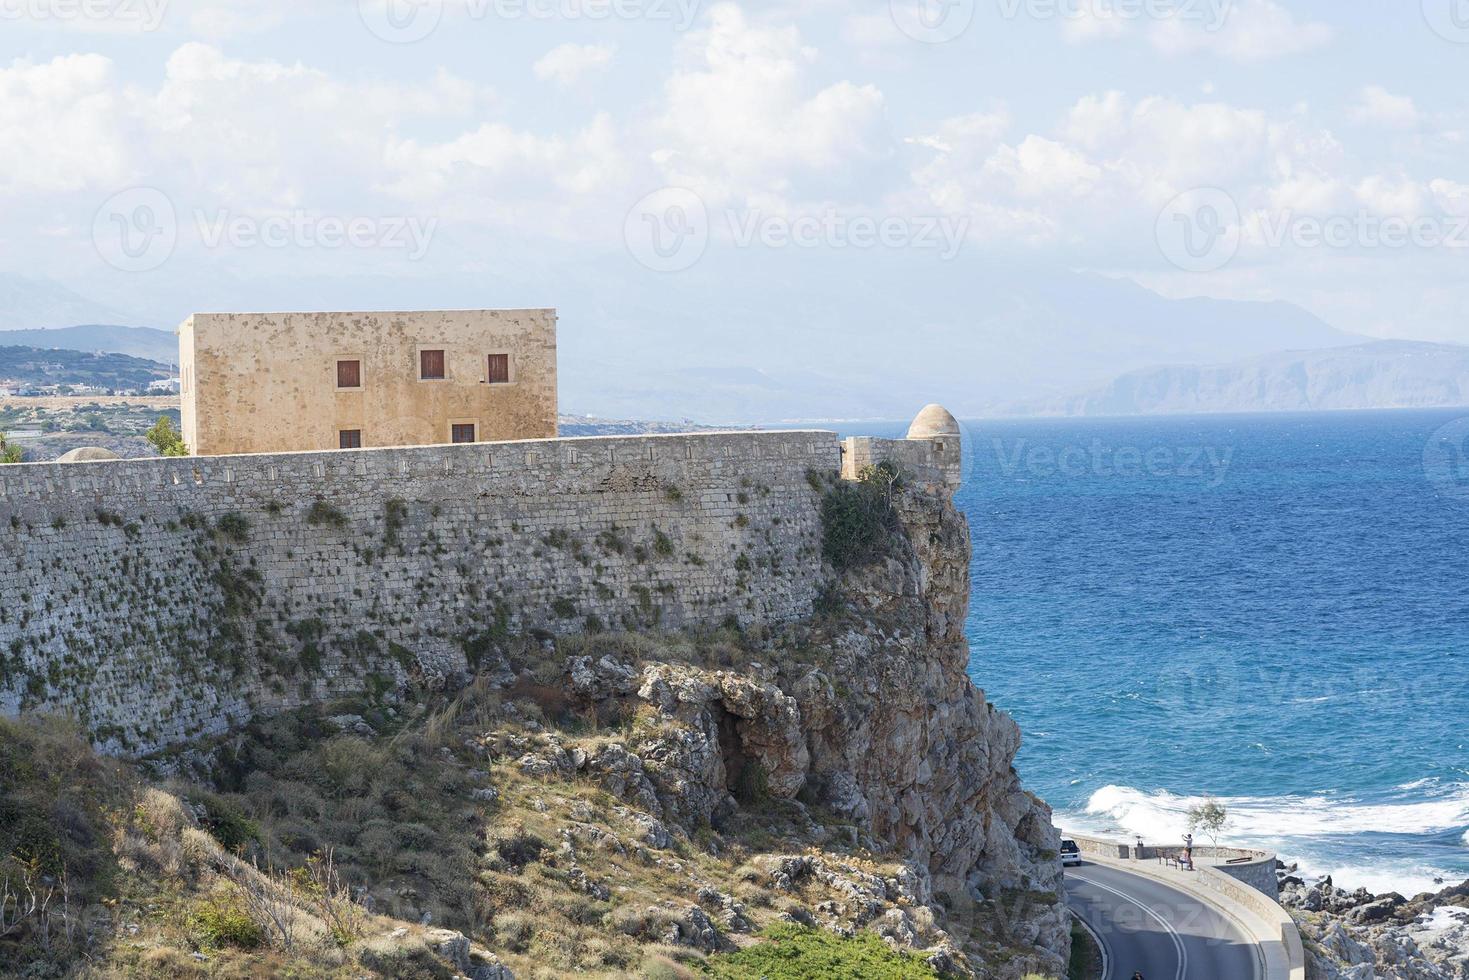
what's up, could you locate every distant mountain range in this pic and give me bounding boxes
[4,265,1460,421]
[0,254,1366,421]
[0,274,147,330]
[1026,341,1469,417]
[0,325,177,364]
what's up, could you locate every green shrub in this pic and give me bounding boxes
[701,924,940,979]
[196,793,260,854]
[146,416,188,457]
[819,462,903,572]
[306,501,348,528]
[215,511,250,543]
[191,892,263,949]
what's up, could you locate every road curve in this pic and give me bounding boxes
[1066,861,1262,980]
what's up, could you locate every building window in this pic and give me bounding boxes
[337,359,361,389]
[420,349,446,380]
[487,353,510,384]
[339,429,362,449]
[451,423,476,444]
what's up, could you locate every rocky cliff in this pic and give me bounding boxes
[544,469,1070,975]
[0,447,1069,978]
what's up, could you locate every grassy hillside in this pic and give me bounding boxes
[0,649,1045,979]
[0,346,171,392]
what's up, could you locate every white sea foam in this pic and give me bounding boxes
[1081,784,1469,841]
[1063,783,1469,894]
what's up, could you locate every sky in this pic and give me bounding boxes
[0,0,1466,407]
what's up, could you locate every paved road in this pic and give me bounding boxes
[1066,861,1262,980]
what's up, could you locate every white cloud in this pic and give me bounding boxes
[385,113,625,203]
[1351,86,1421,129]
[0,54,131,194]
[533,43,616,87]
[1148,0,1332,61]
[653,3,890,206]
[1060,0,1132,43]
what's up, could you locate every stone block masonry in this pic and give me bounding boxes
[0,430,843,755]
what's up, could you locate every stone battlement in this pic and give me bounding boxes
[0,414,961,756]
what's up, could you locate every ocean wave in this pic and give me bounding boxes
[1061,784,1469,894]
[1077,783,1469,841]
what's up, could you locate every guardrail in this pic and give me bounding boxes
[1064,831,1306,980]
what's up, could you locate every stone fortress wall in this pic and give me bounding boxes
[0,419,960,756]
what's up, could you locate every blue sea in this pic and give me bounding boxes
[833,409,1469,896]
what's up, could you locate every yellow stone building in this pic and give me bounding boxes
[178,309,558,456]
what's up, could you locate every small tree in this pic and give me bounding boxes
[1186,796,1228,848]
[146,416,188,457]
[0,434,23,464]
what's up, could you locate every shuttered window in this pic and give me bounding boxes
[336,360,361,388]
[420,349,446,380]
[339,429,362,449]
[451,423,476,444]
[487,353,510,384]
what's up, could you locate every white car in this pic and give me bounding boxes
[1060,838,1083,867]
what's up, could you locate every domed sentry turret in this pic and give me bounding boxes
[902,404,962,490]
[906,404,960,442]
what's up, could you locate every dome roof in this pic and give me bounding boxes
[906,404,960,441]
[56,447,121,463]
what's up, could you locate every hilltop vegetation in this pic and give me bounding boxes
[0,346,171,393]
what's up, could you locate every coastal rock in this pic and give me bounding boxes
[1283,877,1469,979]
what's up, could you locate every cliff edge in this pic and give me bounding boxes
[0,419,1068,978]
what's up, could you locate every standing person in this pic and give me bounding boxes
[1183,832,1194,870]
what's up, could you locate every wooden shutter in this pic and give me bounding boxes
[451,424,476,444]
[339,430,361,449]
[420,349,445,379]
[487,353,510,384]
[337,360,361,388]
